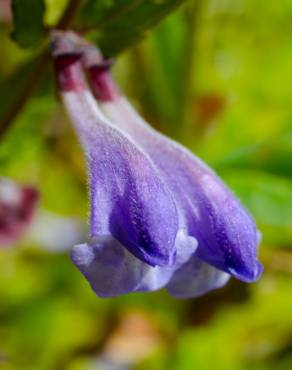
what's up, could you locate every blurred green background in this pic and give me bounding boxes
[1,1,292,369]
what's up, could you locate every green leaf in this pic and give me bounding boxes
[80,0,188,55]
[80,0,139,27]
[11,0,46,48]
[222,170,292,246]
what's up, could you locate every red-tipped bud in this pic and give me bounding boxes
[51,30,86,92]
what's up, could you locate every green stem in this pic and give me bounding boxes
[0,50,49,138]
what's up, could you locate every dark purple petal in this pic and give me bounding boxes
[166,255,230,299]
[192,173,263,282]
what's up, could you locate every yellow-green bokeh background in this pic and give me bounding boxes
[1,1,292,369]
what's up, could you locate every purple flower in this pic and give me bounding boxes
[0,178,38,247]
[51,31,262,298]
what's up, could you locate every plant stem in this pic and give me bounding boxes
[57,0,82,29]
[0,50,49,138]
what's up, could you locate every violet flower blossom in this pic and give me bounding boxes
[51,31,262,298]
[0,178,38,247]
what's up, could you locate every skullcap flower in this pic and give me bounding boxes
[51,31,262,298]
